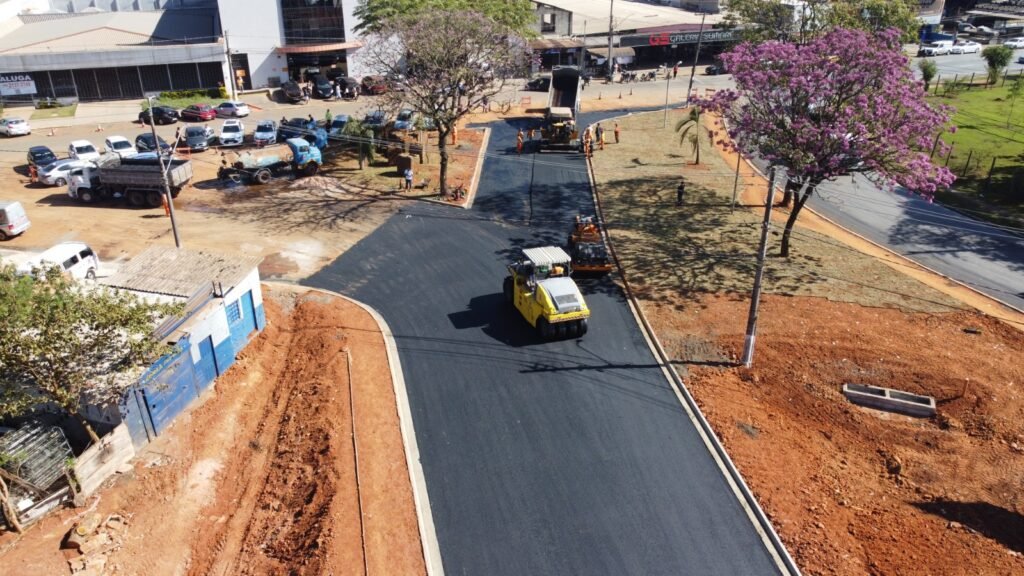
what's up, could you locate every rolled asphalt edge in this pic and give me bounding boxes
[581,115,802,576]
[264,281,445,576]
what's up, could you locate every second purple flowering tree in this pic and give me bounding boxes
[703,28,957,257]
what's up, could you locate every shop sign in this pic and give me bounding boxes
[0,73,37,96]
[621,29,736,48]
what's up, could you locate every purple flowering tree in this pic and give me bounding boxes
[703,27,956,257]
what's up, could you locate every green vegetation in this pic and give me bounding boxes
[140,87,228,111]
[932,83,1024,226]
[30,102,77,119]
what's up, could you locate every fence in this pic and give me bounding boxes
[927,70,1024,204]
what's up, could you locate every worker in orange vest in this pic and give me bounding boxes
[28,164,38,183]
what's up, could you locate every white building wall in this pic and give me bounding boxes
[218,0,288,88]
[341,0,372,79]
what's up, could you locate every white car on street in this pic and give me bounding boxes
[1005,38,1024,49]
[103,135,138,158]
[215,101,250,117]
[219,119,245,146]
[950,41,981,54]
[39,159,96,187]
[68,140,101,162]
[0,117,31,137]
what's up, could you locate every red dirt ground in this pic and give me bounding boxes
[650,292,1024,576]
[0,286,425,576]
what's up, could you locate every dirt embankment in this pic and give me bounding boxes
[0,287,425,576]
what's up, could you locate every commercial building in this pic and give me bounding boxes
[0,0,368,104]
[530,0,730,72]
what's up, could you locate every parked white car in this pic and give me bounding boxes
[39,158,95,187]
[253,120,277,146]
[950,41,981,54]
[103,135,138,159]
[219,119,245,146]
[15,241,100,281]
[68,140,101,162]
[0,117,31,137]
[215,101,250,117]
[1005,38,1024,49]
[919,41,954,56]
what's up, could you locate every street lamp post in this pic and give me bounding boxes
[147,95,182,248]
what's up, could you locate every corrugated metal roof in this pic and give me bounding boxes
[101,246,263,299]
[0,9,218,53]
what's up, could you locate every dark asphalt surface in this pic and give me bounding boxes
[751,162,1024,312]
[305,113,782,575]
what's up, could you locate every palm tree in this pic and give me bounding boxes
[674,106,702,165]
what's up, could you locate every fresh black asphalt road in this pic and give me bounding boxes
[305,113,783,575]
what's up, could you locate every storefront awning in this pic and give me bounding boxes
[530,38,583,50]
[276,41,362,54]
[586,47,636,58]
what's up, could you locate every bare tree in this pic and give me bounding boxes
[360,9,529,195]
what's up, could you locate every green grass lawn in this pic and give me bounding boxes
[29,103,77,120]
[930,81,1024,226]
[141,94,224,111]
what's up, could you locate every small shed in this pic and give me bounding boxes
[96,247,265,449]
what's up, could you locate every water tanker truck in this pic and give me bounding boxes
[218,129,327,184]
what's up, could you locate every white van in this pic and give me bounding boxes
[0,200,30,240]
[16,242,100,281]
[920,40,954,56]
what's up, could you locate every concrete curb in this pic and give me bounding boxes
[733,148,1024,320]
[406,126,489,211]
[582,113,801,576]
[264,281,445,576]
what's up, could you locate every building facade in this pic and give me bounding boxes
[0,0,368,103]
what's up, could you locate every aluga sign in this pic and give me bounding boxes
[0,73,37,96]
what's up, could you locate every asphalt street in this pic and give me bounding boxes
[809,175,1024,310]
[305,113,784,574]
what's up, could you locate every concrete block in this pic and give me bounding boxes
[842,383,936,418]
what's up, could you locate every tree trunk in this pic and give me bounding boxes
[438,128,450,195]
[780,178,799,208]
[75,411,100,444]
[780,183,816,258]
[0,475,23,534]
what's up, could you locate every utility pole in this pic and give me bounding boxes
[225,29,235,100]
[741,167,777,368]
[148,95,182,249]
[662,71,671,127]
[607,0,614,81]
[685,12,707,106]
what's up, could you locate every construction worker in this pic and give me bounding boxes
[596,123,605,150]
[326,109,333,124]
[527,127,535,141]
[28,163,38,184]
[614,122,621,144]
[676,180,686,205]
[517,128,524,155]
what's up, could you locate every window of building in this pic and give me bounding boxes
[542,13,556,33]
[281,0,346,45]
